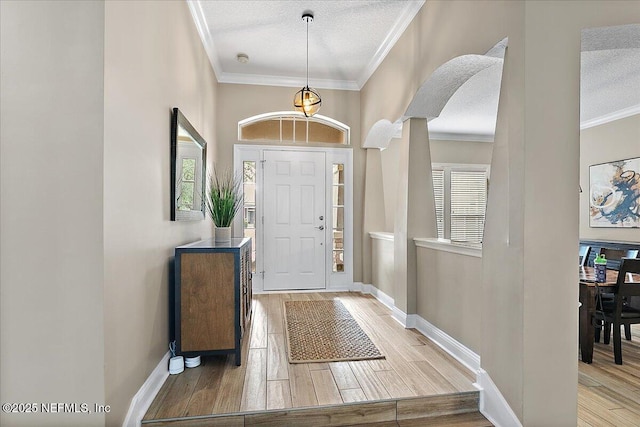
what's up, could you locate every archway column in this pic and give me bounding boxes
[393,117,437,315]
[361,148,386,285]
[481,2,581,424]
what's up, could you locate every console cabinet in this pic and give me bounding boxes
[174,238,252,365]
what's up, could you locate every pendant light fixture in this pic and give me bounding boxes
[293,11,321,117]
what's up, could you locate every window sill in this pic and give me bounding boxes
[413,238,482,258]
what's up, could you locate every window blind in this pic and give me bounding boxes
[450,170,487,243]
[432,170,445,239]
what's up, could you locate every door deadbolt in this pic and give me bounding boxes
[319,215,324,220]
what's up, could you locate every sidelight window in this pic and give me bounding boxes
[242,161,257,272]
[332,164,345,272]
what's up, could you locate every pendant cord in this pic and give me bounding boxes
[306,18,309,88]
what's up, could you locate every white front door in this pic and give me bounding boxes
[263,150,326,290]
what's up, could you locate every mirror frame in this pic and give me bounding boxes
[171,107,207,221]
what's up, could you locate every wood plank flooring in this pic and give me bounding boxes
[143,292,488,426]
[578,324,640,427]
[144,292,640,426]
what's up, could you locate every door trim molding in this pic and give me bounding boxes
[234,144,353,293]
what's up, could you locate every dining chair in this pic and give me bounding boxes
[600,248,638,270]
[579,245,590,266]
[592,258,640,365]
[597,248,640,342]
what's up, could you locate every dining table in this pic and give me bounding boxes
[579,265,640,363]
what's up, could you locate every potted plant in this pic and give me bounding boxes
[206,167,243,243]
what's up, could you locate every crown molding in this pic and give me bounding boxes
[187,0,222,79]
[425,104,640,140]
[216,72,360,91]
[357,0,425,89]
[428,131,495,142]
[580,104,640,130]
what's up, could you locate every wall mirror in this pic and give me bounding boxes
[171,107,207,221]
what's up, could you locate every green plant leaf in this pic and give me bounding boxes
[206,166,244,228]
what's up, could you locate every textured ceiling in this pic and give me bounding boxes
[580,24,640,125]
[188,4,639,140]
[424,25,640,140]
[581,49,640,124]
[404,39,506,141]
[427,63,504,140]
[189,0,424,90]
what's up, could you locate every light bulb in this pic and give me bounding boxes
[293,87,321,117]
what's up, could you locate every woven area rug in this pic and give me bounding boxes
[283,299,384,363]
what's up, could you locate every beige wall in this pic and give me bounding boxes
[0,1,106,426]
[103,1,218,425]
[484,3,640,424]
[580,114,640,242]
[412,139,490,356]
[372,134,490,350]
[1,1,216,424]
[430,139,493,165]
[380,140,402,232]
[361,0,515,397]
[215,84,364,281]
[362,149,386,284]
[416,248,482,353]
[361,0,640,424]
[360,0,499,286]
[392,119,436,313]
[371,236,395,298]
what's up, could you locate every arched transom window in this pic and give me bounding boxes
[238,111,350,145]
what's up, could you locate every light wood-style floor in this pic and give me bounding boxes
[578,324,640,427]
[143,292,490,426]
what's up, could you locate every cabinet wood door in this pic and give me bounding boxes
[180,252,235,351]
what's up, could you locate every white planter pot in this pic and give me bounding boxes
[214,226,231,243]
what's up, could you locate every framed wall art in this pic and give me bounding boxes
[589,157,640,228]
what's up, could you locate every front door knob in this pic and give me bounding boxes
[317,225,324,230]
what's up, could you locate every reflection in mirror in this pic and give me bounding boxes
[171,108,207,221]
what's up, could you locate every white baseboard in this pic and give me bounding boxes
[476,369,522,427]
[327,284,355,292]
[358,283,393,308]
[122,351,170,427]
[353,282,407,326]
[351,282,365,292]
[411,315,481,373]
[356,284,517,426]
[254,288,353,295]
[391,307,408,327]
